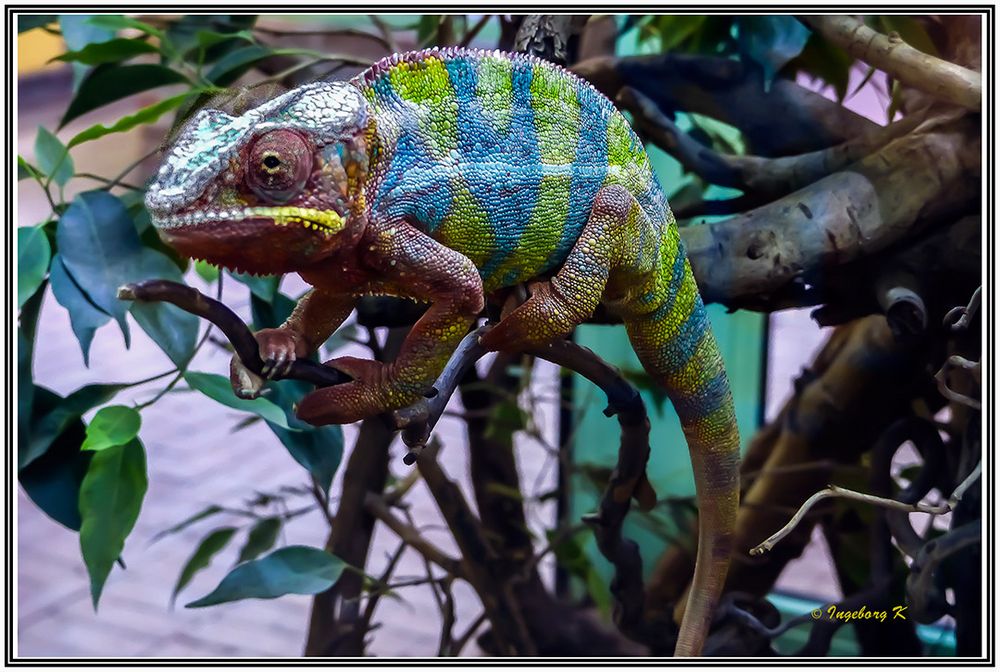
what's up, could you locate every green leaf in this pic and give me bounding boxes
[229,271,280,303]
[20,382,125,470]
[49,254,112,366]
[878,16,939,57]
[183,371,292,429]
[264,379,343,494]
[60,14,117,92]
[18,155,43,181]
[60,64,189,128]
[237,517,282,564]
[54,38,160,66]
[34,127,74,187]
[205,44,273,85]
[417,16,441,47]
[86,15,166,40]
[737,16,811,90]
[171,527,238,606]
[194,260,220,283]
[17,227,51,308]
[250,291,296,331]
[186,545,345,608]
[18,283,45,449]
[151,504,225,543]
[19,387,93,530]
[191,28,256,51]
[18,15,56,32]
[79,438,148,607]
[67,91,201,148]
[57,191,141,341]
[165,15,257,60]
[654,15,709,52]
[82,405,142,452]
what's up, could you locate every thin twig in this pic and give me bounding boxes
[363,492,465,579]
[360,539,409,631]
[750,484,951,556]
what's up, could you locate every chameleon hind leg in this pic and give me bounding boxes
[478,185,642,353]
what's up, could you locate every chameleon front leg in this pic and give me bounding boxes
[295,220,485,425]
[231,289,355,399]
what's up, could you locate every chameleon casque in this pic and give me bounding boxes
[146,47,740,657]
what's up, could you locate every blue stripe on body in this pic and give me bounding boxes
[649,243,689,321]
[479,58,541,280]
[672,368,730,421]
[545,84,609,270]
[664,296,710,373]
[369,76,454,231]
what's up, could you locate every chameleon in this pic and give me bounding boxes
[145,47,740,657]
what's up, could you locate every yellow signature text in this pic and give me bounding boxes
[810,605,908,622]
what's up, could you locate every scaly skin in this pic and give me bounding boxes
[146,47,740,657]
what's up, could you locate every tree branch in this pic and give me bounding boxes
[800,15,981,110]
[749,484,950,557]
[620,86,926,199]
[363,492,466,579]
[572,52,878,156]
[679,117,979,307]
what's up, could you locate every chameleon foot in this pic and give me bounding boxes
[295,357,422,425]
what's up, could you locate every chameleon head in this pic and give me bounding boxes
[145,81,372,275]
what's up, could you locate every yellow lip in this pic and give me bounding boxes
[154,206,347,236]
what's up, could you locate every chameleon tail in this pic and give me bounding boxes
[622,255,741,657]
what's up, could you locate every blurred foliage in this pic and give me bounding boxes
[16,12,927,631]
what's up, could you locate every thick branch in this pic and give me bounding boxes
[800,15,981,111]
[680,118,979,306]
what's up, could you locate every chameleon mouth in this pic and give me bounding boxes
[151,206,346,236]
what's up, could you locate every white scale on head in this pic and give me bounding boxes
[145,81,368,214]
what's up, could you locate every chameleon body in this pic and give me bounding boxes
[146,47,740,657]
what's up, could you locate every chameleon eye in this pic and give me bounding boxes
[247,130,312,203]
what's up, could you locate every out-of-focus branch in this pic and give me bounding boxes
[363,492,465,578]
[800,15,981,110]
[619,86,925,199]
[415,441,537,655]
[572,52,878,156]
[303,329,405,656]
